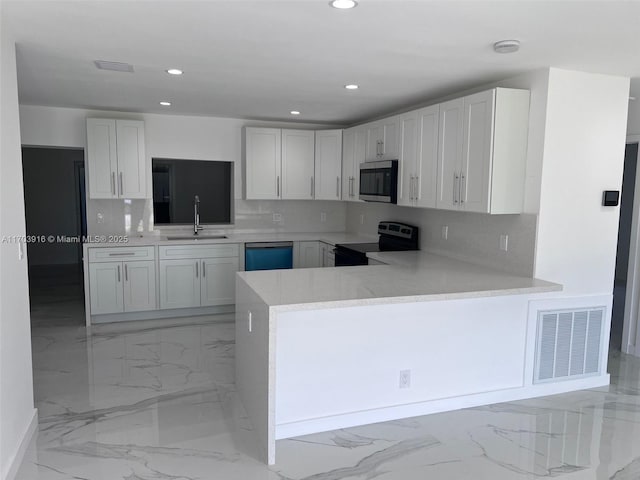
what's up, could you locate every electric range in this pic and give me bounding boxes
[334,222,419,266]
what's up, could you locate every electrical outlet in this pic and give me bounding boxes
[97,213,104,224]
[500,234,509,252]
[399,370,411,389]
[320,212,327,223]
[441,225,448,240]
[273,213,282,223]
[360,214,365,225]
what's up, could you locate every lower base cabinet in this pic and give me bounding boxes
[319,242,335,267]
[294,241,322,268]
[88,246,157,315]
[158,244,240,310]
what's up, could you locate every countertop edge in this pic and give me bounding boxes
[264,283,563,313]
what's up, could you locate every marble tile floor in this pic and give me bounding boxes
[15,303,640,479]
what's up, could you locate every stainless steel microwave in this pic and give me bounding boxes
[359,160,398,203]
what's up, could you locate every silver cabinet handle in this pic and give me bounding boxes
[109,252,135,256]
[119,172,123,196]
[277,176,280,197]
[195,261,199,278]
[124,263,128,282]
[311,177,314,197]
[336,176,340,198]
[111,172,116,196]
[202,260,206,278]
[454,173,459,204]
[414,175,419,201]
[460,174,465,204]
[117,264,121,282]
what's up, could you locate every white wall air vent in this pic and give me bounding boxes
[94,60,134,73]
[534,307,604,383]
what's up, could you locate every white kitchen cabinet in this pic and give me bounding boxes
[314,130,343,200]
[319,242,335,267]
[342,126,365,202]
[87,118,146,199]
[436,98,464,210]
[436,88,529,214]
[281,129,315,200]
[201,257,239,306]
[158,244,240,309]
[294,241,321,268]
[89,262,123,315]
[159,259,201,309]
[123,261,157,313]
[89,259,156,315]
[245,127,282,200]
[365,116,399,162]
[399,105,440,208]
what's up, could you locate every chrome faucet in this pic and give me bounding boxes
[194,195,204,235]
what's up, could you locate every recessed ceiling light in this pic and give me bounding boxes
[493,39,520,54]
[330,0,357,9]
[290,110,301,115]
[345,84,359,90]
[160,101,171,106]
[166,68,183,75]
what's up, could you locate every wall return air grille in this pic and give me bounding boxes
[534,307,604,383]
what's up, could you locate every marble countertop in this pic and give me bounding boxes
[237,251,562,312]
[83,231,376,249]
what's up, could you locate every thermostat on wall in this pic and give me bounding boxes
[603,190,620,207]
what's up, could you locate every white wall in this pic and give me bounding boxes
[535,69,630,295]
[627,99,640,135]
[19,105,347,235]
[0,16,37,480]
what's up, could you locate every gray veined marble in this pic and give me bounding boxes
[14,289,640,480]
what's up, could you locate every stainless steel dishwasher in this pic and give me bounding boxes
[244,242,294,271]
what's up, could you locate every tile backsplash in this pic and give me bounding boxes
[345,202,536,276]
[87,197,536,276]
[87,199,347,236]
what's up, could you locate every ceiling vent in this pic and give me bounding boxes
[94,60,134,73]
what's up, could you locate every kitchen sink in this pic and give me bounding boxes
[166,235,228,240]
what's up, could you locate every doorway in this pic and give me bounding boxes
[22,147,86,327]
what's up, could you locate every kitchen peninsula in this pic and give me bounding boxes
[235,254,611,465]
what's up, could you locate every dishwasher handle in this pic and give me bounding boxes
[245,242,294,249]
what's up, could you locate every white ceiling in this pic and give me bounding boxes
[4,0,640,125]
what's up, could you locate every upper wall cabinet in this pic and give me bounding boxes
[314,130,343,201]
[245,127,282,200]
[245,127,343,201]
[365,116,399,162]
[397,105,439,208]
[245,127,315,200]
[341,126,365,202]
[281,129,315,200]
[436,88,530,214]
[86,118,146,199]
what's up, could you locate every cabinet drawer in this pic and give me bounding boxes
[159,243,240,260]
[88,246,155,262]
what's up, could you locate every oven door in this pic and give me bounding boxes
[359,160,398,203]
[334,246,368,266]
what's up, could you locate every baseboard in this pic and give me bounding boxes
[3,408,38,480]
[275,375,610,440]
[90,304,234,324]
